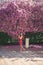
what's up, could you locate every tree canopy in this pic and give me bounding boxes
[0,0,43,38]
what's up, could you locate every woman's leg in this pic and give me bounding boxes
[20,45,25,51]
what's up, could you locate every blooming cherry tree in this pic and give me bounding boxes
[0,1,43,39]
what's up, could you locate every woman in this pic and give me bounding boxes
[19,33,25,51]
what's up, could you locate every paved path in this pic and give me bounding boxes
[0,45,43,65]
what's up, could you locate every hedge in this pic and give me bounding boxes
[0,32,43,45]
[25,32,43,44]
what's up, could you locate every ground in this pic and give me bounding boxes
[0,44,43,65]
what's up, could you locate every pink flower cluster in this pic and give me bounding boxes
[0,1,43,38]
